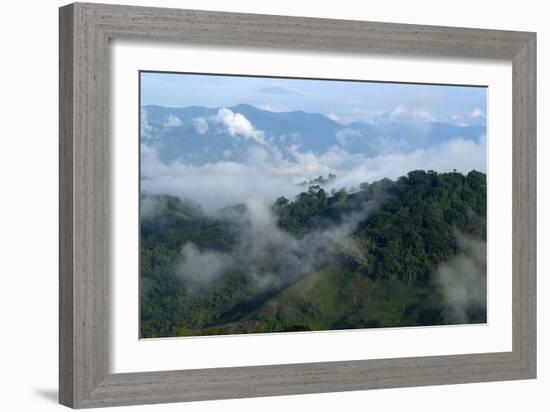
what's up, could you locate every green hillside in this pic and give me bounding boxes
[140,170,487,338]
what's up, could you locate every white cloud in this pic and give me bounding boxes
[325,109,382,125]
[213,108,265,143]
[468,107,486,118]
[390,105,435,123]
[176,243,233,285]
[436,235,486,323]
[328,106,435,126]
[192,116,209,134]
[141,135,486,211]
[326,113,342,123]
[335,136,486,190]
[279,132,302,145]
[449,108,486,126]
[450,114,467,127]
[390,105,408,117]
[141,144,304,211]
[163,114,182,128]
[335,128,361,147]
[256,103,287,112]
[279,144,332,177]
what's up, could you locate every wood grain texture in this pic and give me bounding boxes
[60,3,109,407]
[59,4,74,406]
[59,2,537,408]
[512,35,537,374]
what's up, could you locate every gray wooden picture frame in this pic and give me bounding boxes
[59,2,536,408]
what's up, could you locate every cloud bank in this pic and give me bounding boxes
[141,132,485,212]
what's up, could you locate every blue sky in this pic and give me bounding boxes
[141,71,487,126]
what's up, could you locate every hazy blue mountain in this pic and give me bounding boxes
[141,104,486,165]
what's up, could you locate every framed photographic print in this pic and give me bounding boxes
[59,2,536,408]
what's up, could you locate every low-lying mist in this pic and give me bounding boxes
[175,198,378,291]
[435,235,487,323]
[140,134,486,212]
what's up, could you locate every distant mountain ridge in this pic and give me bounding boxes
[141,104,486,165]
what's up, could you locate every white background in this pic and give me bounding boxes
[0,0,547,411]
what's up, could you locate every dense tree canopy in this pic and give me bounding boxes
[140,170,486,337]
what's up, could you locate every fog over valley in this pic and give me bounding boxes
[141,104,486,211]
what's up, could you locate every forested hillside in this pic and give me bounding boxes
[140,170,487,338]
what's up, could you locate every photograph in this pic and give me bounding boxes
[139,71,487,338]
